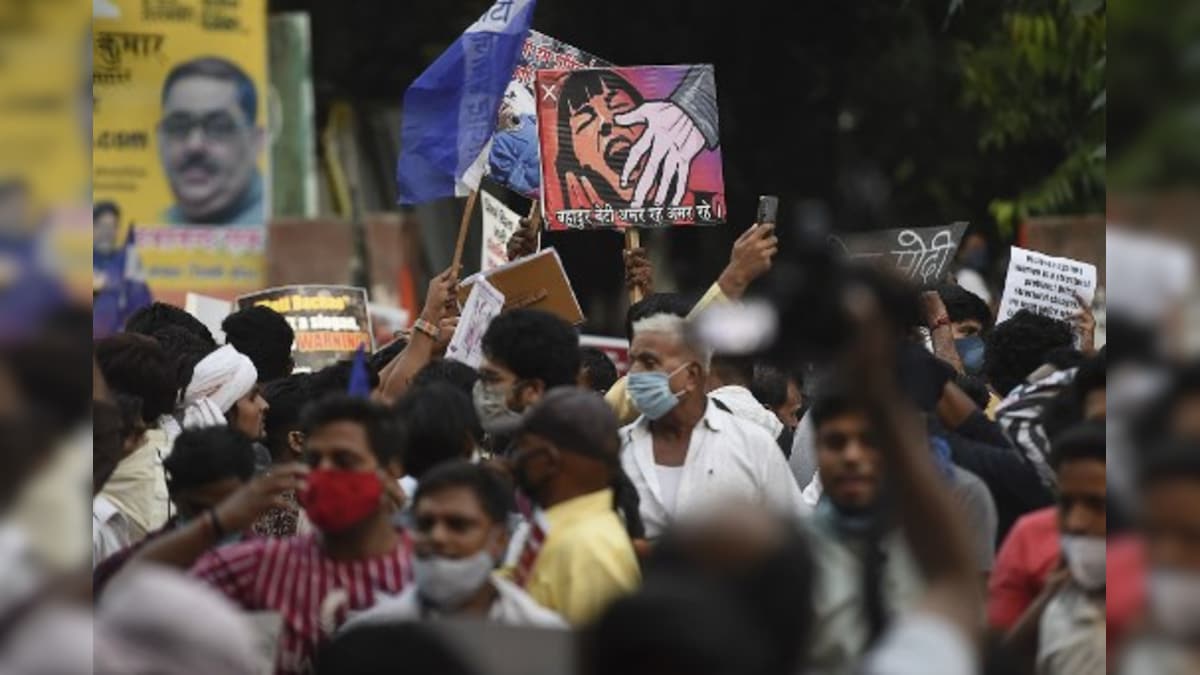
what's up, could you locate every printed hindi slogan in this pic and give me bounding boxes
[238,285,374,372]
[480,192,525,272]
[829,222,969,285]
[536,65,727,231]
[997,246,1097,324]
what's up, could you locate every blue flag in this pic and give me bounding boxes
[347,344,372,398]
[396,0,536,205]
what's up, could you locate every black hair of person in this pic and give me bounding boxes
[807,380,863,431]
[1133,359,1200,447]
[1049,420,1106,469]
[221,306,295,382]
[519,387,644,538]
[1139,439,1200,488]
[412,358,479,395]
[580,579,772,675]
[125,301,217,348]
[394,382,481,479]
[983,309,1076,396]
[164,427,256,494]
[750,364,791,409]
[93,200,120,221]
[579,346,618,394]
[95,333,177,423]
[710,354,756,388]
[161,56,257,124]
[1043,350,1106,442]
[145,324,216,398]
[368,337,408,375]
[262,374,312,462]
[5,306,94,430]
[481,309,580,389]
[318,622,479,675]
[935,283,994,331]
[557,69,646,207]
[300,394,402,466]
[625,292,694,339]
[413,460,514,525]
[308,359,381,398]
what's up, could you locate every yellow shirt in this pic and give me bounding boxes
[525,489,641,626]
[605,282,730,425]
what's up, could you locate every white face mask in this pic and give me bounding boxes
[412,550,495,609]
[1060,535,1106,590]
[1149,567,1200,641]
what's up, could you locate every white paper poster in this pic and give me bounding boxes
[446,278,506,368]
[998,246,1097,324]
[481,192,525,272]
[184,292,233,344]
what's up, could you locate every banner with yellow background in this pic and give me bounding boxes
[93,0,269,305]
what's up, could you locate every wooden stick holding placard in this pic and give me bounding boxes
[451,189,479,277]
[624,228,643,305]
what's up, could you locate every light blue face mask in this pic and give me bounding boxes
[955,335,986,376]
[627,364,690,420]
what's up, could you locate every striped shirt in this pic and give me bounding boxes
[191,531,413,675]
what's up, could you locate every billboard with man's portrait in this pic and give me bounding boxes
[536,65,726,231]
[92,0,269,304]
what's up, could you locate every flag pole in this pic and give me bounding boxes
[451,188,479,276]
[624,227,643,305]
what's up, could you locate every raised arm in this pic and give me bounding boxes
[377,266,457,402]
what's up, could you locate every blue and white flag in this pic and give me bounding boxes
[396,0,536,205]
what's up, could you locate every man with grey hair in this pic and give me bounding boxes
[619,313,808,540]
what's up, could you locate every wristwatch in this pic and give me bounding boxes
[413,318,439,340]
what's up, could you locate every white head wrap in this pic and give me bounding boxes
[181,345,257,429]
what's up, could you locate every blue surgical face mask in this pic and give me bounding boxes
[955,335,986,376]
[628,364,690,421]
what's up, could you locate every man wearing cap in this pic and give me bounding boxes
[505,388,642,626]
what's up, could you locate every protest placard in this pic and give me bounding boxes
[446,279,506,368]
[458,248,584,326]
[460,32,611,198]
[580,335,631,376]
[238,285,373,372]
[536,65,726,231]
[829,222,968,285]
[93,0,270,305]
[184,292,233,344]
[481,192,526,272]
[997,246,1097,324]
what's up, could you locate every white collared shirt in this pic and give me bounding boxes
[620,399,810,539]
[92,494,137,568]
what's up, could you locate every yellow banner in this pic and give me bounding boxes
[93,0,269,305]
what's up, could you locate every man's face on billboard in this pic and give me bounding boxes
[567,80,644,201]
[94,211,118,253]
[158,75,262,222]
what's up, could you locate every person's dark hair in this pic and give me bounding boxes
[581,579,772,675]
[412,358,479,395]
[161,56,258,124]
[164,427,256,494]
[93,201,120,222]
[413,460,514,525]
[369,337,408,375]
[221,306,295,382]
[481,309,580,389]
[95,333,177,423]
[750,364,791,409]
[262,374,312,462]
[808,380,862,431]
[125,302,217,348]
[1139,440,1200,488]
[146,324,216,396]
[301,394,401,465]
[318,622,479,675]
[394,382,481,479]
[1134,360,1200,447]
[1044,346,1085,371]
[625,292,693,339]
[710,355,755,388]
[557,70,645,206]
[1043,351,1106,442]
[309,359,382,398]
[5,307,94,430]
[936,284,993,331]
[1050,420,1106,469]
[579,346,618,394]
[983,310,1076,396]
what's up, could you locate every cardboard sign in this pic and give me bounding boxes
[446,278,506,368]
[458,248,584,326]
[829,222,968,285]
[184,292,233,344]
[536,65,726,231]
[580,334,631,375]
[998,246,1097,324]
[237,285,373,372]
[481,192,525,272]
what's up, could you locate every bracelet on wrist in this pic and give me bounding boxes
[413,318,439,340]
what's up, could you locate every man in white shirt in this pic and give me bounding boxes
[619,313,808,540]
[346,461,566,630]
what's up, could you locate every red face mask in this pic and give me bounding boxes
[298,469,384,534]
